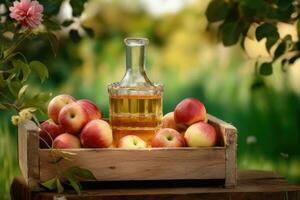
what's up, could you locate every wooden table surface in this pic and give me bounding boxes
[11,170,300,200]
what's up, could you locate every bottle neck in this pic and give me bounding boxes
[120,38,152,86]
[126,45,146,73]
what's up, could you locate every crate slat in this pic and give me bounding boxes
[39,147,226,182]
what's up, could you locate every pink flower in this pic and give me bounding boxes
[9,0,43,28]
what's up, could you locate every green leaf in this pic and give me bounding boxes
[67,176,81,194]
[39,0,63,15]
[221,21,242,46]
[297,20,300,42]
[56,179,64,193]
[62,20,74,27]
[44,18,61,31]
[67,166,96,180]
[12,60,31,83]
[29,61,49,82]
[41,177,57,190]
[266,36,278,52]
[83,26,95,38]
[0,103,7,109]
[7,80,22,98]
[70,0,86,17]
[288,54,300,64]
[0,73,6,87]
[256,23,279,41]
[274,42,286,60]
[69,29,81,43]
[205,0,229,22]
[46,32,59,57]
[259,62,273,76]
[18,84,29,100]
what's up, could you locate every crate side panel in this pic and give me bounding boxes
[39,148,226,182]
[18,120,40,190]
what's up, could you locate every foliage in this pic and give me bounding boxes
[0,0,93,115]
[41,166,96,194]
[0,0,96,194]
[205,0,300,76]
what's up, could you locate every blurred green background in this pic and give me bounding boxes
[1,0,300,198]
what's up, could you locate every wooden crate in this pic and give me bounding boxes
[18,114,237,191]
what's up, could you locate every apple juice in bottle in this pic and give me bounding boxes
[108,38,163,145]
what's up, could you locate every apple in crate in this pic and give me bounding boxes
[162,112,187,133]
[174,98,207,126]
[77,99,102,121]
[184,122,217,147]
[58,102,89,135]
[53,133,81,149]
[117,135,147,149]
[39,119,63,148]
[47,94,76,123]
[151,128,186,148]
[80,119,113,148]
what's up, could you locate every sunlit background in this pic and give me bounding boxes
[1,0,300,198]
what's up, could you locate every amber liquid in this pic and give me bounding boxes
[109,95,162,145]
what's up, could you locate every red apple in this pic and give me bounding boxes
[53,133,81,149]
[151,128,185,148]
[162,112,188,133]
[80,119,113,148]
[48,94,76,123]
[117,135,147,149]
[58,102,89,135]
[184,122,217,147]
[77,99,102,121]
[174,98,207,126]
[39,119,63,148]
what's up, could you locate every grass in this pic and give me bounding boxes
[239,153,300,184]
[0,121,20,200]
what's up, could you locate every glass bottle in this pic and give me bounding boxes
[108,38,163,145]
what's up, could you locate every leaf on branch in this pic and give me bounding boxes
[221,21,242,46]
[0,73,6,87]
[259,62,273,76]
[0,103,7,109]
[46,32,59,57]
[18,84,29,100]
[266,36,278,52]
[69,29,81,43]
[29,61,49,82]
[56,179,64,193]
[66,176,81,194]
[82,26,95,38]
[70,0,87,17]
[41,177,58,190]
[205,0,229,23]
[62,20,74,27]
[44,18,61,31]
[256,23,279,41]
[66,166,96,181]
[7,80,22,98]
[288,54,300,65]
[274,41,286,60]
[52,149,77,161]
[39,0,63,15]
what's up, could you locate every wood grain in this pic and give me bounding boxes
[39,147,226,182]
[18,120,40,191]
[208,114,237,187]
[10,170,300,200]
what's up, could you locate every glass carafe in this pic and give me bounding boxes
[108,38,163,145]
